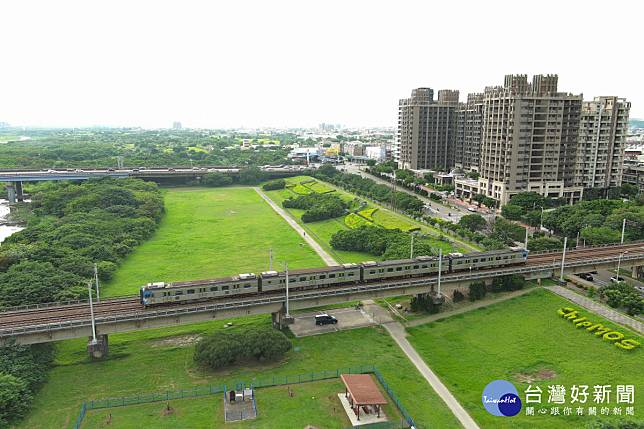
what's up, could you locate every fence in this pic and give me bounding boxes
[72,365,416,429]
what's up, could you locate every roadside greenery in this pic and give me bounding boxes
[262,179,286,191]
[599,283,643,316]
[313,165,425,216]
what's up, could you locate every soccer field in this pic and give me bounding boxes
[103,187,324,297]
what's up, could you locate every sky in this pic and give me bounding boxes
[0,0,641,129]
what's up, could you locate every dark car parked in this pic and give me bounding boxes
[315,314,338,326]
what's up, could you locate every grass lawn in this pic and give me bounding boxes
[407,288,644,429]
[82,378,395,429]
[264,176,467,264]
[103,187,323,297]
[17,317,459,429]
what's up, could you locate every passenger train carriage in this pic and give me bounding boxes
[140,248,529,306]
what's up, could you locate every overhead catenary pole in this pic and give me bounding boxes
[410,234,415,259]
[87,281,97,344]
[621,218,626,244]
[284,262,290,317]
[576,230,580,248]
[559,236,568,283]
[269,248,273,271]
[437,249,442,296]
[94,263,100,302]
[617,251,628,279]
[524,229,528,250]
[540,206,544,231]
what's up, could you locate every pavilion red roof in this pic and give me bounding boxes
[340,374,388,406]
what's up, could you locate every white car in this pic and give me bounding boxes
[610,276,625,283]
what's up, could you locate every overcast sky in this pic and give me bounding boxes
[1,0,641,129]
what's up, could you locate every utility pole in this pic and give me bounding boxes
[87,281,97,344]
[269,248,273,271]
[617,251,628,279]
[621,218,626,244]
[437,249,442,297]
[524,230,528,250]
[410,234,415,259]
[559,236,568,283]
[94,263,100,302]
[540,206,544,231]
[284,262,290,317]
[576,230,580,248]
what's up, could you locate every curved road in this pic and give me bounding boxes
[254,187,338,266]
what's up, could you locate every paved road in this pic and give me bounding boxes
[547,286,643,334]
[362,300,480,429]
[342,164,479,223]
[254,187,338,266]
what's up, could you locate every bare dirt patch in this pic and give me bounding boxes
[514,368,557,383]
[150,334,201,348]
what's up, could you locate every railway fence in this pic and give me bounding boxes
[71,365,416,429]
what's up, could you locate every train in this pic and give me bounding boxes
[139,248,528,306]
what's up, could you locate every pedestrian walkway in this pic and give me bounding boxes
[547,286,643,334]
[361,300,480,429]
[253,187,338,266]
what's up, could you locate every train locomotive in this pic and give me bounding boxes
[140,248,528,306]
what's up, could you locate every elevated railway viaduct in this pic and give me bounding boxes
[1,242,643,357]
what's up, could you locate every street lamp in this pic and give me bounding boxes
[283,262,290,318]
[616,251,628,280]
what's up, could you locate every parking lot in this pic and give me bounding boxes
[289,307,376,337]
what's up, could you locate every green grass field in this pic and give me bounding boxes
[81,378,399,429]
[264,176,467,264]
[103,187,324,297]
[17,317,458,429]
[407,288,644,428]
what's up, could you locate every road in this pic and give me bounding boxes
[342,163,482,223]
[254,187,338,266]
[362,300,480,429]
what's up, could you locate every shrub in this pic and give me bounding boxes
[452,290,465,303]
[194,327,292,370]
[262,179,286,191]
[469,281,487,301]
[201,172,234,187]
[0,372,32,427]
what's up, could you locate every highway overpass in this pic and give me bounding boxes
[1,166,306,202]
[1,242,642,355]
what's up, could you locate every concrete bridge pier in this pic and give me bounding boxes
[271,307,294,330]
[87,334,109,359]
[632,265,644,281]
[5,182,24,203]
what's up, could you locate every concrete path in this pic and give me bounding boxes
[547,286,644,334]
[406,287,537,328]
[253,187,338,266]
[362,300,480,429]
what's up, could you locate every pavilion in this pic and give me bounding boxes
[340,374,388,423]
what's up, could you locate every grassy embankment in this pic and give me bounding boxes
[407,288,644,429]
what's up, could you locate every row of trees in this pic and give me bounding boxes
[282,193,347,223]
[313,165,425,216]
[599,282,643,316]
[194,327,291,370]
[468,275,527,301]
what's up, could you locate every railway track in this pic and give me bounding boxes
[1,243,642,330]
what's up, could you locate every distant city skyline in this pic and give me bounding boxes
[1,0,642,129]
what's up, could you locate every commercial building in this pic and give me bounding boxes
[574,96,631,188]
[396,88,459,171]
[623,159,644,194]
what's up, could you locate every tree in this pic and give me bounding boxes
[527,236,562,251]
[509,192,546,211]
[458,214,486,232]
[201,172,233,187]
[501,204,524,220]
[0,373,32,427]
[262,179,286,191]
[238,167,268,185]
[580,226,621,245]
[469,282,487,301]
[366,159,376,167]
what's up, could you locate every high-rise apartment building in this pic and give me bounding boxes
[396,88,459,171]
[455,93,484,172]
[477,74,584,205]
[574,96,631,188]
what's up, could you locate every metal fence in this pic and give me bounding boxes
[72,365,416,429]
